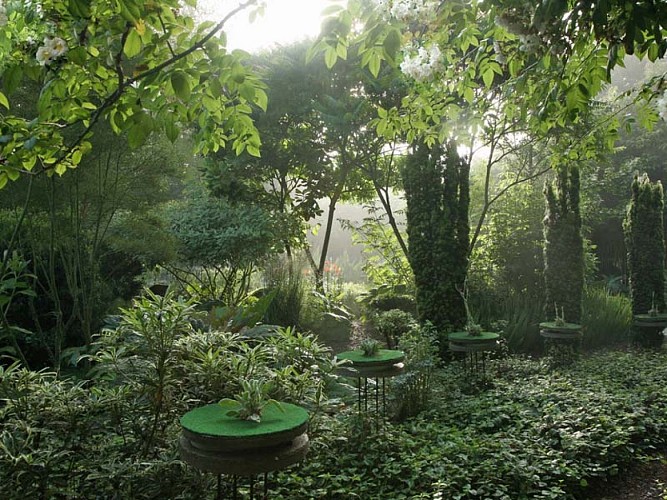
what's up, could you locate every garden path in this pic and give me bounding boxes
[588,458,667,499]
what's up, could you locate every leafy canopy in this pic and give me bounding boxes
[310,0,667,147]
[0,0,267,188]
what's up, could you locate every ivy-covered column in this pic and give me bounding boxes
[402,141,469,333]
[543,165,584,324]
[623,174,665,316]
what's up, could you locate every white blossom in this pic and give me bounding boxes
[656,90,667,121]
[36,45,55,65]
[48,36,68,56]
[400,43,443,82]
[518,33,540,54]
[377,0,439,24]
[36,36,68,66]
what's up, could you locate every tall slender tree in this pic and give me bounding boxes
[624,173,666,316]
[543,165,584,323]
[402,141,469,332]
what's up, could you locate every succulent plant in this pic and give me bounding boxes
[360,338,381,357]
[218,379,283,423]
[465,321,483,336]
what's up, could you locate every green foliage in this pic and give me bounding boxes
[581,286,632,350]
[358,283,417,315]
[342,204,414,289]
[623,173,665,315]
[0,0,266,186]
[0,291,340,498]
[470,174,545,298]
[0,251,35,365]
[374,308,416,349]
[494,293,544,354]
[207,290,277,336]
[584,117,667,280]
[543,165,585,323]
[403,141,469,332]
[391,321,439,421]
[166,194,280,304]
[169,194,278,269]
[90,288,199,455]
[0,125,187,366]
[262,257,308,329]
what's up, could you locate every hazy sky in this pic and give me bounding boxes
[201,0,343,52]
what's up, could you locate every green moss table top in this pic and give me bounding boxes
[634,314,667,324]
[448,331,500,342]
[336,349,405,366]
[180,402,308,438]
[539,322,582,332]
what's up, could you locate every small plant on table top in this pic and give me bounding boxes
[218,379,284,423]
[648,292,659,317]
[554,302,566,326]
[360,338,381,357]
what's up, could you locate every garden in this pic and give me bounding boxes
[2,0,667,499]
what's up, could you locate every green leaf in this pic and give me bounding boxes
[336,43,347,60]
[325,46,338,69]
[255,89,268,112]
[68,46,88,65]
[482,68,494,88]
[71,148,83,165]
[368,52,381,77]
[128,113,153,149]
[0,91,8,110]
[123,28,142,58]
[165,118,180,143]
[23,136,37,150]
[218,399,239,411]
[171,71,191,101]
[3,65,23,95]
[463,86,474,104]
[239,83,256,102]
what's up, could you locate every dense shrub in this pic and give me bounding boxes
[0,291,340,499]
[482,292,543,354]
[375,309,416,348]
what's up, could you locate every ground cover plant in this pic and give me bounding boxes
[271,350,667,500]
[3,300,667,500]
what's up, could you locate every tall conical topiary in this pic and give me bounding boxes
[623,173,665,316]
[543,165,584,324]
[402,140,470,332]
